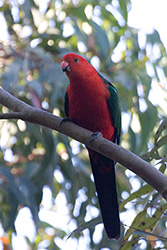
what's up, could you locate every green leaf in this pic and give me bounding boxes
[147,30,162,45]
[154,135,167,150]
[119,0,128,23]
[66,5,88,22]
[67,216,102,239]
[128,127,137,153]
[120,184,153,210]
[138,102,158,153]
[91,21,110,59]
[154,118,167,143]
[0,166,25,230]
[19,177,39,228]
[122,203,167,249]
[0,166,24,204]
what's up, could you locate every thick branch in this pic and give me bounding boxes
[0,87,167,199]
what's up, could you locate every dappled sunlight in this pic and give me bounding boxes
[0,0,167,249]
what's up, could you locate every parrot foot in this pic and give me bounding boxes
[60,117,73,126]
[90,132,102,143]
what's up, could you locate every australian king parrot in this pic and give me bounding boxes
[61,53,121,239]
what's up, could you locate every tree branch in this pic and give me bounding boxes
[0,87,167,200]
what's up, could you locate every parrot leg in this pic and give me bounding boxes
[60,117,73,126]
[90,131,102,143]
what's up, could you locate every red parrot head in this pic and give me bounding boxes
[61,53,96,79]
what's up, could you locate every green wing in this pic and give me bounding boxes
[98,72,121,144]
[64,91,69,117]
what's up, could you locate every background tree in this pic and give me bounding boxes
[0,0,167,249]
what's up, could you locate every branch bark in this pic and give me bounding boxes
[0,87,167,200]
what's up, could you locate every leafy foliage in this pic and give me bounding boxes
[0,0,167,249]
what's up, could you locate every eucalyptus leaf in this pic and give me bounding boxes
[91,21,110,59]
[67,216,102,239]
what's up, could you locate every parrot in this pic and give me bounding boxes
[61,53,121,239]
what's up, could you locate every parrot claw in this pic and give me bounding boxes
[60,117,73,126]
[90,132,102,143]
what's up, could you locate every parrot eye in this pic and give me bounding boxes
[74,58,79,62]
